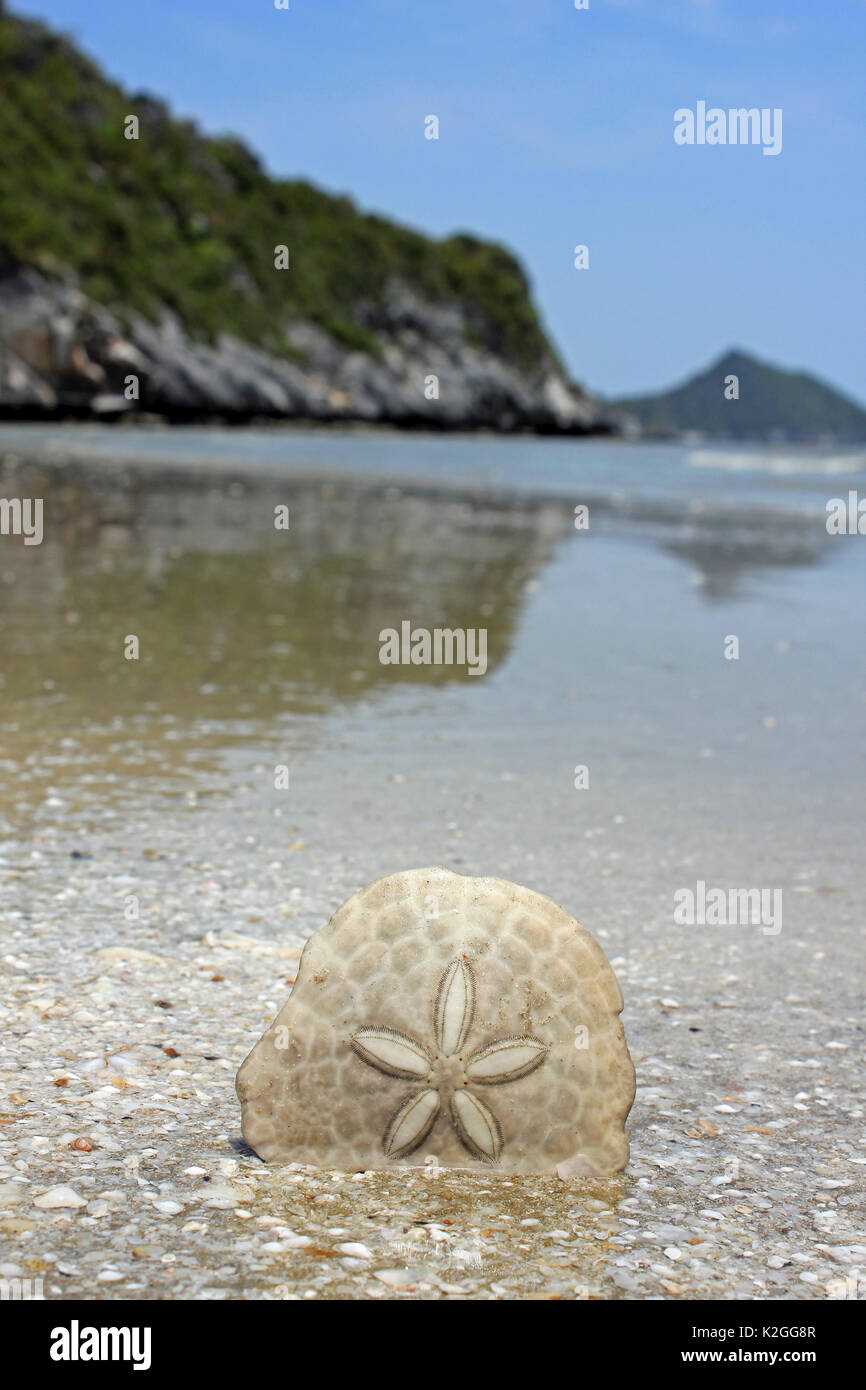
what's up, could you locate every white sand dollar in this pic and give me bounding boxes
[236,867,635,1175]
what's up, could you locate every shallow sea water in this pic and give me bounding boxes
[0,427,863,1299]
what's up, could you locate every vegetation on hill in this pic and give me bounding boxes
[0,3,557,372]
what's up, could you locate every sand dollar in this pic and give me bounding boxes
[236,867,635,1176]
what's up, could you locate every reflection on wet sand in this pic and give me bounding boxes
[0,457,570,828]
[663,531,823,602]
[0,451,834,830]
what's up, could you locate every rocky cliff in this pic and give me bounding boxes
[0,263,605,431]
[0,5,607,433]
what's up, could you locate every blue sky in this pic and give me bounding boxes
[14,0,866,401]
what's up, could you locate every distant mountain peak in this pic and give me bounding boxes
[612,349,866,443]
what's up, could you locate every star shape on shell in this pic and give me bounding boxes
[350,958,548,1162]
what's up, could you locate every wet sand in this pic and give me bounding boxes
[1,435,863,1299]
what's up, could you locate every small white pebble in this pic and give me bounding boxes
[337,1242,373,1259]
[374,1268,412,1288]
[33,1186,86,1210]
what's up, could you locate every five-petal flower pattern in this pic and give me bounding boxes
[350,958,548,1162]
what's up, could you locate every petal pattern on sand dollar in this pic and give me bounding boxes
[384,1089,440,1157]
[351,957,549,1163]
[350,1027,432,1080]
[465,1036,548,1085]
[449,1089,503,1162]
[434,958,475,1055]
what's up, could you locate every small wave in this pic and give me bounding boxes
[688,448,866,477]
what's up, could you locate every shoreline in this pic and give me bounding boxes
[0,429,862,1301]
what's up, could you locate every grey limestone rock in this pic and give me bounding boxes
[0,267,610,433]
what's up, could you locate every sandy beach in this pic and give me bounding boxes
[1,429,864,1300]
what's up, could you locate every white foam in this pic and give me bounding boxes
[688,448,866,477]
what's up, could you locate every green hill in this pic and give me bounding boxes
[0,3,550,366]
[0,2,603,428]
[612,349,866,443]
